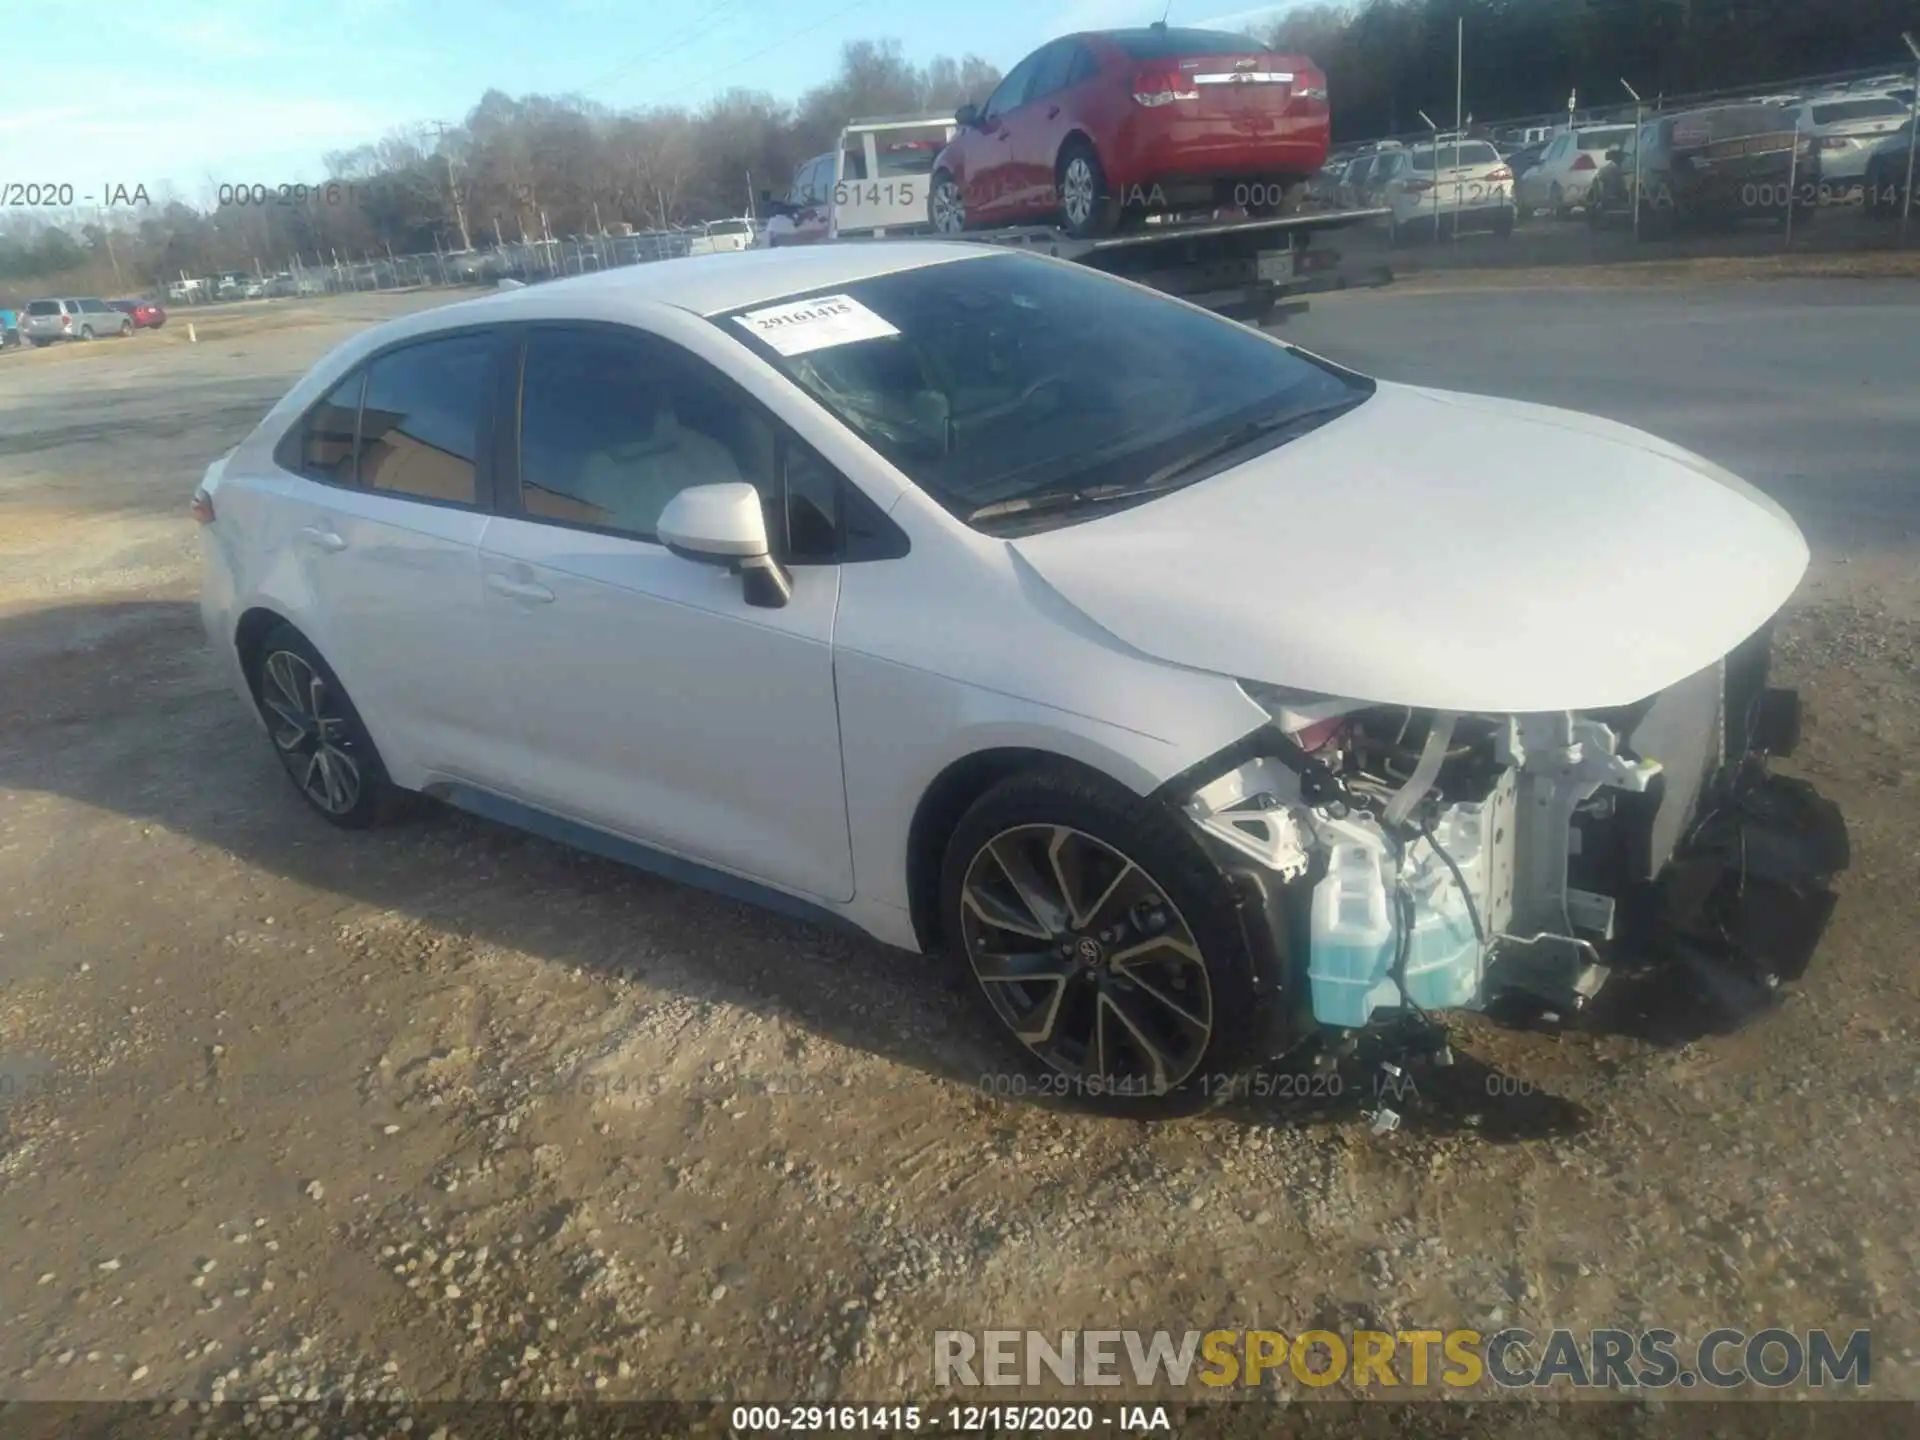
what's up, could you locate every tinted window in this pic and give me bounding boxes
[516,328,776,543]
[875,135,944,176]
[287,373,364,485]
[1066,42,1100,86]
[1028,41,1075,102]
[1578,127,1632,151]
[1809,98,1907,124]
[27,301,59,315]
[720,253,1370,530]
[1107,27,1261,59]
[358,333,493,505]
[1409,142,1500,171]
[984,49,1041,119]
[1673,107,1793,145]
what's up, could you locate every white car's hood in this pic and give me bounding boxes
[1007,380,1808,714]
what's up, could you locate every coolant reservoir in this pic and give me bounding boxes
[1307,835,1401,1027]
[1306,805,1497,1027]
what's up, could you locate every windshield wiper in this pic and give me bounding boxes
[965,395,1367,524]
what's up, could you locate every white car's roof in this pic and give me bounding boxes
[464,241,992,321]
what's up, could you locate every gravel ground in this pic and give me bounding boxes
[0,280,1915,1420]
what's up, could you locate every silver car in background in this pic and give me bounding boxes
[21,297,133,345]
[1784,94,1911,192]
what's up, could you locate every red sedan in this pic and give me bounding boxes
[109,299,167,329]
[929,22,1329,239]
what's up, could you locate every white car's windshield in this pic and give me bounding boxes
[718,253,1371,528]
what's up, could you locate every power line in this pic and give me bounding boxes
[581,0,753,98]
[665,0,875,102]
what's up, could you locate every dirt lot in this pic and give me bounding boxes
[1,279,1917,1421]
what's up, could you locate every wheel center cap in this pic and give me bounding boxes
[1074,935,1105,970]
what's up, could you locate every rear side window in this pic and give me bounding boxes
[1809,98,1907,124]
[357,333,494,506]
[284,373,364,485]
[1579,128,1631,151]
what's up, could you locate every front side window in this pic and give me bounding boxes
[357,332,494,505]
[1027,41,1074,103]
[719,253,1371,533]
[983,50,1040,121]
[515,328,775,543]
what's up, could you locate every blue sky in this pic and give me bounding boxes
[2,0,1302,208]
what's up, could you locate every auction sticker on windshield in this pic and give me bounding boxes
[733,294,898,356]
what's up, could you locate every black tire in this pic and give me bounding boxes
[119,319,133,336]
[78,326,93,341]
[939,763,1274,1119]
[250,623,409,829]
[30,338,48,349]
[1055,138,1121,239]
[928,168,966,235]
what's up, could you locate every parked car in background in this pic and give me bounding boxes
[1588,103,1816,236]
[1375,138,1515,244]
[1338,146,1399,208]
[0,308,18,348]
[1862,119,1916,218]
[110,298,168,329]
[1502,138,1551,185]
[763,152,836,247]
[1515,124,1633,217]
[687,218,758,256]
[21,297,133,345]
[928,22,1330,238]
[1782,94,1910,193]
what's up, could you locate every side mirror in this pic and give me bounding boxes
[955,102,980,130]
[1605,149,1624,164]
[657,482,791,608]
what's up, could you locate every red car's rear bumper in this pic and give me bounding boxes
[1106,105,1330,188]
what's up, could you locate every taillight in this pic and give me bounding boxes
[1403,178,1434,193]
[190,487,215,524]
[1571,153,1596,171]
[1294,66,1328,102]
[1486,166,1513,183]
[1132,67,1196,106]
[60,313,71,329]
[1819,137,1852,151]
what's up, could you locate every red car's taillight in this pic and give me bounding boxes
[1293,65,1328,102]
[1131,67,1197,106]
[1571,153,1596,172]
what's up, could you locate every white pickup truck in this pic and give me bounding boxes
[760,115,958,247]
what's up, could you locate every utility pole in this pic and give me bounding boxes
[1622,79,1644,243]
[1902,32,1920,245]
[430,120,473,250]
[99,210,124,289]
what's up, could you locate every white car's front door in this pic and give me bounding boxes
[477,324,855,903]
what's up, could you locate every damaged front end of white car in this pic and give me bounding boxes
[1171,619,1849,1068]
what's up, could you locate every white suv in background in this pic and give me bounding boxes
[1375,139,1516,244]
[1515,124,1635,218]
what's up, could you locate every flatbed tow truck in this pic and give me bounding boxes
[768,113,1394,324]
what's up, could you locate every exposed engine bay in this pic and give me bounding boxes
[1174,622,1850,1056]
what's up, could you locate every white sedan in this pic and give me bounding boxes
[196,243,1846,1116]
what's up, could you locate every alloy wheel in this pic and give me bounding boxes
[958,824,1213,1096]
[261,648,364,815]
[1061,157,1096,229]
[930,175,965,234]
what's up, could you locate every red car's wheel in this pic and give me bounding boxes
[1056,139,1121,240]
